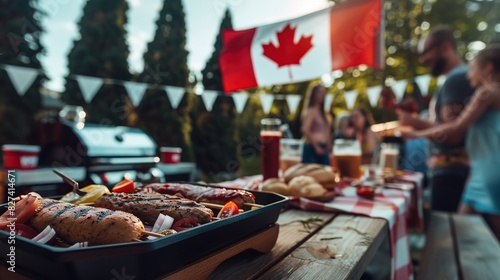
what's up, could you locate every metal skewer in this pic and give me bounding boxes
[53,169,87,196]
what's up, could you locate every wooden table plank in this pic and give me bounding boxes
[452,214,500,280]
[207,209,337,279]
[258,214,388,280]
[417,212,458,280]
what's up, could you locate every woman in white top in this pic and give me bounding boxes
[301,84,332,165]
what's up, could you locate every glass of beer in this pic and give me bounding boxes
[333,139,362,179]
[280,138,303,173]
[261,118,282,180]
[379,143,399,171]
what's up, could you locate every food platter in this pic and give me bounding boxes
[0,184,289,280]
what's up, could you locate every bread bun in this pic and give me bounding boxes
[284,163,340,190]
[262,178,290,196]
[289,175,326,197]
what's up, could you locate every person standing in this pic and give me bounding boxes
[403,44,500,239]
[350,108,380,164]
[301,84,332,165]
[397,26,476,212]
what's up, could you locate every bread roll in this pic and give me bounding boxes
[289,176,326,197]
[262,178,290,196]
[284,163,340,190]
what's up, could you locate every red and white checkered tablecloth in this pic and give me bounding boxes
[217,171,424,280]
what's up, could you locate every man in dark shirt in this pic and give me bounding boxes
[398,27,475,212]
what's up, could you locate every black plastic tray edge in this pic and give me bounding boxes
[0,184,289,280]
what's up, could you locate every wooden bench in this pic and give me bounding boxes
[417,211,500,280]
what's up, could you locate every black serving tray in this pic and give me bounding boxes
[0,185,289,280]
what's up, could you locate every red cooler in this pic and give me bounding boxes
[2,145,41,170]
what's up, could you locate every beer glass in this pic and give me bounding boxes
[280,138,303,173]
[332,139,362,179]
[261,118,282,180]
[379,143,400,170]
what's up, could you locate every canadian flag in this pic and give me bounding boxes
[220,0,384,93]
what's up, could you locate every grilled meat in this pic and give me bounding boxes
[27,198,145,245]
[143,183,256,209]
[94,192,214,225]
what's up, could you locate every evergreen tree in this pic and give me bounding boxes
[190,9,240,180]
[62,0,131,126]
[0,0,45,146]
[135,0,192,161]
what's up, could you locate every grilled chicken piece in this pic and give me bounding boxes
[143,183,256,209]
[94,192,214,225]
[27,198,145,245]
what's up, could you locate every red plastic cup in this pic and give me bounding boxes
[160,147,182,164]
[2,145,41,170]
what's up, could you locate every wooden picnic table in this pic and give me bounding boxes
[162,208,391,280]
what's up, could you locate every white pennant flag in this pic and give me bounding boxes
[324,93,333,112]
[75,75,103,103]
[367,85,382,108]
[344,90,358,110]
[232,92,249,113]
[165,86,185,109]
[437,75,446,87]
[201,90,219,112]
[260,94,274,115]
[4,65,39,96]
[124,81,148,107]
[414,75,431,96]
[392,80,407,100]
[286,95,301,114]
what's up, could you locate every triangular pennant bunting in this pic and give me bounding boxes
[324,94,333,112]
[414,75,431,96]
[392,80,407,100]
[4,65,39,96]
[124,81,148,107]
[201,90,219,112]
[232,92,249,113]
[286,95,301,114]
[437,75,446,87]
[165,86,185,109]
[260,94,275,115]
[344,90,358,110]
[367,85,382,108]
[75,75,103,103]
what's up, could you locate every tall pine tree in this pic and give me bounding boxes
[136,0,192,161]
[0,0,45,146]
[191,9,240,180]
[62,0,131,126]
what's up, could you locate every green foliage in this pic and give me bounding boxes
[0,0,45,146]
[191,9,240,180]
[135,0,192,161]
[62,0,131,126]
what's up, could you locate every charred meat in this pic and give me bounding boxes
[94,192,214,225]
[143,183,256,209]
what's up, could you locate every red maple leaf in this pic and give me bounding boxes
[262,23,314,80]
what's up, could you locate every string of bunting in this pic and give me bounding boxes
[1,63,434,114]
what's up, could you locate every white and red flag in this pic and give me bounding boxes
[220,0,384,93]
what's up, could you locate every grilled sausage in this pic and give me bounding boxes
[94,192,214,224]
[27,198,145,245]
[143,183,256,209]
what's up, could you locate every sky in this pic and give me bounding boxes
[38,0,331,92]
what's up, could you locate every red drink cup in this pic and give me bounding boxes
[261,119,282,180]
